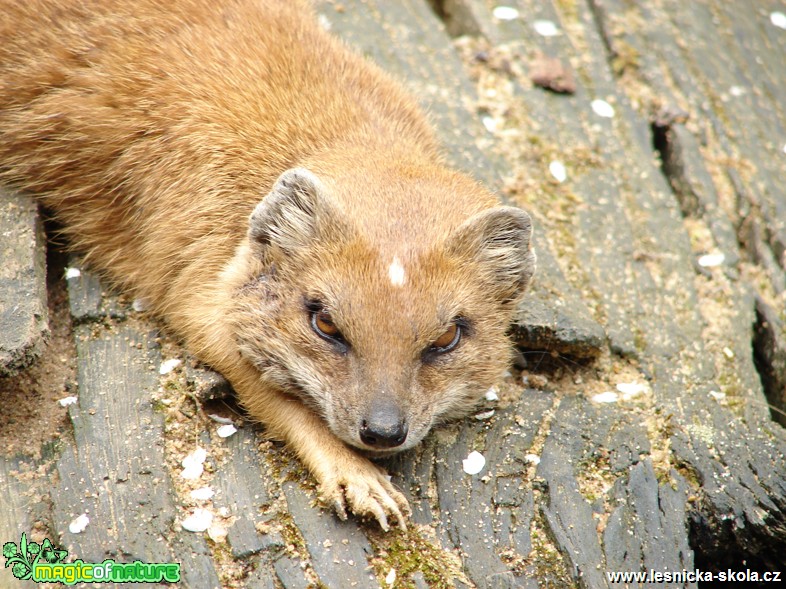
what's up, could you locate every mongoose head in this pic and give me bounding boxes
[231,167,535,454]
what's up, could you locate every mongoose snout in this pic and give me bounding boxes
[359,396,409,450]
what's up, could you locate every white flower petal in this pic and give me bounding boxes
[482,116,497,133]
[216,424,237,438]
[181,463,204,480]
[493,6,520,20]
[592,391,619,403]
[549,160,567,183]
[207,522,229,543]
[69,514,90,534]
[159,358,182,375]
[462,451,486,475]
[181,447,207,480]
[181,509,213,532]
[183,447,207,467]
[533,19,560,37]
[591,99,615,118]
[615,382,648,397]
[190,487,215,501]
[698,253,725,267]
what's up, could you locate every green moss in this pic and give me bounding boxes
[151,398,171,413]
[703,88,732,130]
[526,134,543,147]
[554,0,579,25]
[40,438,64,461]
[716,369,742,400]
[163,379,184,392]
[371,528,466,589]
[633,327,647,353]
[672,458,702,490]
[277,511,309,558]
[206,537,250,589]
[271,446,314,489]
[611,41,641,76]
[528,512,574,586]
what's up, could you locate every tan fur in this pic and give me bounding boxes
[0,0,535,529]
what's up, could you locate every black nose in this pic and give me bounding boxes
[360,419,408,449]
[359,397,408,449]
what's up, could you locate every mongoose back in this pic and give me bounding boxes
[0,0,535,529]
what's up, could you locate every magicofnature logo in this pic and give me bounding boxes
[4,533,181,585]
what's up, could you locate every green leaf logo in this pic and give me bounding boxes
[3,533,68,580]
[2,542,17,559]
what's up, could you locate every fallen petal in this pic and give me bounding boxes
[181,509,213,533]
[462,451,486,475]
[591,99,615,118]
[68,514,90,534]
[592,391,619,403]
[492,6,519,20]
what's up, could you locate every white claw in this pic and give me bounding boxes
[333,498,348,521]
[375,509,390,532]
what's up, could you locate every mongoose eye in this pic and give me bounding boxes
[306,300,349,354]
[429,322,461,353]
[312,311,340,338]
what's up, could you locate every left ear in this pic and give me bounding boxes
[445,206,536,303]
[247,167,354,261]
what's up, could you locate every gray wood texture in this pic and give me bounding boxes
[0,189,47,375]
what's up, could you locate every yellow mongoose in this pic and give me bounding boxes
[0,0,535,529]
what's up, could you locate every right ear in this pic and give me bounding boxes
[445,206,536,304]
[248,168,337,254]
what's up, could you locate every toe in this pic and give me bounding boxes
[318,480,348,521]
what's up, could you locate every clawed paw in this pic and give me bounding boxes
[318,460,411,531]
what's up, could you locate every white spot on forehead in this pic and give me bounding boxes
[388,256,406,287]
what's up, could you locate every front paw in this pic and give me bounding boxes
[317,456,411,531]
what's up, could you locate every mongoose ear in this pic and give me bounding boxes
[446,207,536,303]
[248,168,333,253]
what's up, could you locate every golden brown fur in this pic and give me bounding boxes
[0,0,535,529]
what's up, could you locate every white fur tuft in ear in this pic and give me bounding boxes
[446,206,536,303]
[248,168,328,252]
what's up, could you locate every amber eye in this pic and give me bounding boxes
[430,322,461,353]
[306,299,349,353]
[312,311,340,338]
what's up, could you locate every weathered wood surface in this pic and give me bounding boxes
[2,1,786,588]
[0,188,47,376]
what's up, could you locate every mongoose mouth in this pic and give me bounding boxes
[355,444,413,459]
[336,429,411,457]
